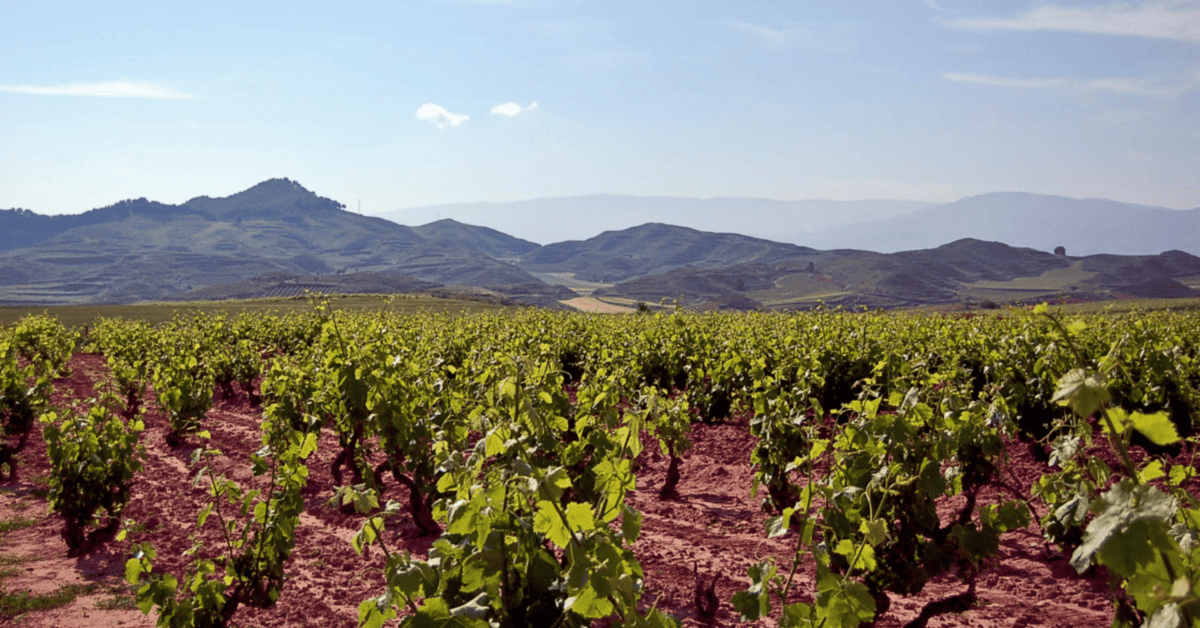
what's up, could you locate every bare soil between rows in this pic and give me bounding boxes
[1,353,1114,627]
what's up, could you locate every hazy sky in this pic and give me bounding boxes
[3,0,1199,218]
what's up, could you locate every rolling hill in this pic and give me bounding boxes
[0,179,561,306]
[594,237,1200,310]
[4,180,1198,312]
[412,219,540,260]
[514,223,821,283]
[375,195,934,245]
[802,193,1200,256]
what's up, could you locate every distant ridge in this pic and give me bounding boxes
[515,222,817,282]
[374,195,933,245]
[0,179,561,307]
[413,219,540,259]
[802,192,1200,257]
[4,180,1199,311]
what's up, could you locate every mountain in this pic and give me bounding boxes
[801,193,1200,256]
[0,179,560,306]
[514,223,819,282]
[412,219,540,260]
[594,237,1200,310]
[5,181,1198,312]
[375,195,933,245]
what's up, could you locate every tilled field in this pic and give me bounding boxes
[0,353,1114,627]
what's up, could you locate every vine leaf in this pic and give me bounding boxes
[1130,412,1180,446]
[621,504,643,544]
[816,566,875,628]
[1145,604,1183,628]
[1052,368,1109,418]
[731,561,776,620]
[860,519,888,546]
[1070,479,1177,574]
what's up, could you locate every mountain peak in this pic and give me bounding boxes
[244,177,311,194]
[183,178,345,218]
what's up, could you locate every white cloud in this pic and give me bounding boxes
[923,0,952,13]
[945,1,1200,41]
[726,20,790,48]
[490,101,539,117]
[416,103,469,128]
[0,80,197,99]
[725,20,856,54]
[941,71,1186,95]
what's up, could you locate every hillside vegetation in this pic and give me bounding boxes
[3,180,1198,312]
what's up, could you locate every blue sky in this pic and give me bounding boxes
[2,0,1199,219]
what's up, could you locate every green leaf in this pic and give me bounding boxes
[197,502,213,528]
[565,583,614,619]
[1052,368,1110,418]
[833,539,876,572]
[415,597,453,621]
[1144,604,1184,628]
[125,557,143,584]
[352,519,380,556]
[1139,460,1166,484]
[358,596,396,628]
[732,561,776,620]
[565,502,596,533]
[816,577,875,628]
[534,501,570,548]
[1130,412,1180,446]
[621,505,643,544]
[299,432,318,458]
[766,508,794,539]
[1104,408,1132,437]
[860,519,887,546]
[780,602,817,628]
[1097,519,1159,578]
[1070,479,1177,574]
[450,591,491,619]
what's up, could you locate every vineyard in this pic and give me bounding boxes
[2,303,1200,627]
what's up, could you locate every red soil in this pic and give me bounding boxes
[0,354,1115,627]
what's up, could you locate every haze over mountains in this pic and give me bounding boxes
[802,193,1200,256]
[2,179,1198,311]
[377,196,935,246]
[378,194,1200,257]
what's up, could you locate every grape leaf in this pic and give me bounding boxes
[1130,412,1179,446]
[1070,480,1177,574]
[621,505,643,544]
[1052,368,1109,419]
[732,561,776,620]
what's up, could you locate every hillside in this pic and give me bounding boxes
[515,223,818,283]
[0,179,559,306]
[412,219,540,260]
[375,195,933,245]
[5,181,1199,311]
[595,238,1200,311]
[802,193,1200,256]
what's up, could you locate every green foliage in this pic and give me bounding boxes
[2,315,76,479]
[343,353,676,628]
[42,398,144,551]
[63,305,1200,627]
[152,352,214,444]
[126,409,316,627]
[1037,306,1200,628]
